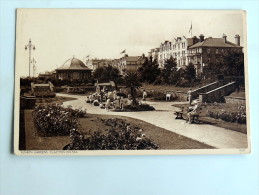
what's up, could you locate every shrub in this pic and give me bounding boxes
[208,106,246,124]
[33,104,78,136]
[64,105,87,118]
[33,104,86,136]
[123,104,155,111]
[64,118,159,150]
[34,90,56,98]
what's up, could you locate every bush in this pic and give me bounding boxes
[34,90,56,98]
[208,105,246,124]
[123,104,155,111]
[64,118,159,150]
[64,105,87,118]
[33,104,87,136]
[33,104,78,136]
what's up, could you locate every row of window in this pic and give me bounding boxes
[172,42,186,50]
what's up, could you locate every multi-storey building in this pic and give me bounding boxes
[171,36,200,68]
[148,48,160,61]
[117,54,146,75]
[187,34,243,78]
[157,36,199,68]
[158,41,172,68]
[90,59,112,71]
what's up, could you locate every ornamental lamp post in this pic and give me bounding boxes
[25,39,36,77]
[31,58,36,77]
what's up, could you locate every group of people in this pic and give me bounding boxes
[85,87,134,111]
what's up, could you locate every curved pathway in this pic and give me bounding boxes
[58,93,248,149]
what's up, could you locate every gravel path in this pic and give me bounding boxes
[58,93,248,149]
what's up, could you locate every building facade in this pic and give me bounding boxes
[171,36,200,68]
[117,54,146,75]
[158,41,172,68]
[187,34,243,78]
[148,48,160,61]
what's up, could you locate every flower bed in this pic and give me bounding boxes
[64,118,159,150]
[208,105,246,124]
[33,104,87,137]
[123,104,155,111]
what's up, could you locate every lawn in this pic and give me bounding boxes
[22,111,214,150]
[36,96,77,105]
[141,83,190,93]
[77,114,214,150]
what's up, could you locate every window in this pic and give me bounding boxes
[207,49,210,53]
[216,49,219,54]
[208,58,211,63]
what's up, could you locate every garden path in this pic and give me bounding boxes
[57,93,248,149]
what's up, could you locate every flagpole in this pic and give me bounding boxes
[191,21,192,37]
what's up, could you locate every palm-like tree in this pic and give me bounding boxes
[123,70,142,106]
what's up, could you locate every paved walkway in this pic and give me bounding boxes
[58,93,248,149]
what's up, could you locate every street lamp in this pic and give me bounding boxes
[25,39,36,77]
[31,58,36,77]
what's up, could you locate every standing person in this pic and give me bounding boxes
[143,90,147,101]
[187,88,192,105]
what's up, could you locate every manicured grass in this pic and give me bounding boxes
[22,111,214,150]
[172,103,247,134]
[141,83,190,93]
[36,96,77,105]
[78,114,214,150]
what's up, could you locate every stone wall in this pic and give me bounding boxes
[199,81,236,103]
[225,96,246,104]
[191,81,222,99]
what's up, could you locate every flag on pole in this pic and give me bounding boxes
[120,49,126,54]
[189,22,192,33]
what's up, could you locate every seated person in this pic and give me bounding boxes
[187,102,201,124]
[105,98,112,110]
[89,93,93,103]
[93,99,99,106]
[113,98,121,109]
[85,96,90,103]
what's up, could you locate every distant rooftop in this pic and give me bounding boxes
[189,38,242,49]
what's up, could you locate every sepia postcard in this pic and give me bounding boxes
[14,9,250,155]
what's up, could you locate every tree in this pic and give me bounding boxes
[211,52,244,77]
[138,57,161,84]
[182,63,196,82]
[93,65,120,83]
[160,56,179,84]
[123,70,142,106]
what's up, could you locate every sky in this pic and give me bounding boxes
[16,9,246,76]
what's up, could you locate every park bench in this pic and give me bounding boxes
[189,113,200,123]
[174,111,184,119]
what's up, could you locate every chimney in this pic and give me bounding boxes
[192,36,199,44]
[235,34,240,46]
[199,34,204,42]
[222,33,227,42]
